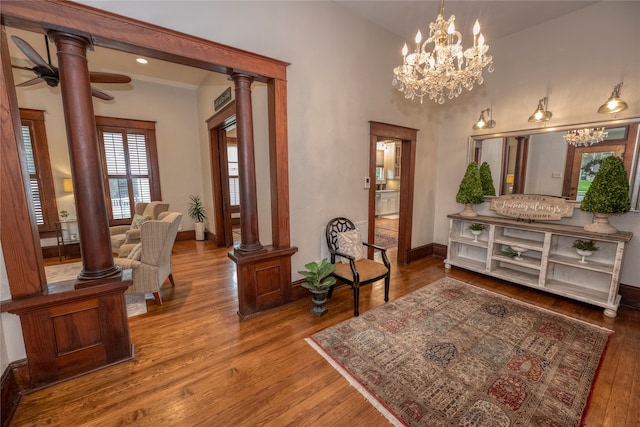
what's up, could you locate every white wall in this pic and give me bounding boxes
[435,1,640,286]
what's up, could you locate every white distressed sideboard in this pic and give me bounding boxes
[445,213,633,317]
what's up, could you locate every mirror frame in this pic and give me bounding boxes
[468,116,640,211]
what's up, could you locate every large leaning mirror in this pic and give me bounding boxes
[469,117,640,211]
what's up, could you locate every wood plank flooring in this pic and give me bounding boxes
[13,240,640,426]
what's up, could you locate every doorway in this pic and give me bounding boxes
[368,121,418,265]
[207,101,242,247]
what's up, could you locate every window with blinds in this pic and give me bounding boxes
[227,144,240,206]
[96,116,160,225]
[20,109,57,232]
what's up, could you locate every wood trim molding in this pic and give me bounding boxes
[368,121,419,265]
[620,283,640,311]
[0,1,289,81]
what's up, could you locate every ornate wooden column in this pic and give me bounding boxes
[232,73,263,253]
[49,31,120,280]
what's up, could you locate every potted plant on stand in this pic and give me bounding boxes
[580,156,630,234]
[188,194,207,241]
[456,161,485,217]
[572,239,598,264]
[298,258,336,317]
[468,223,486,242]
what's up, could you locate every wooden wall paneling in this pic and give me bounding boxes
[0,26,47,297]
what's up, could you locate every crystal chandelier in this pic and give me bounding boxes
[563,128,608,147]
[392,0,493,104]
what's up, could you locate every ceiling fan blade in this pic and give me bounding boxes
[11,64,34,72]
[91,86,114,101]
[11,36,55,74]
[16,77,45,87]
[89,72,131,84]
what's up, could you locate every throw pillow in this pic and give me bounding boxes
[127,242,143,260]
[131,214,150,230]
[336,229,364,263]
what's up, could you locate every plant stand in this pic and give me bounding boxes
[310,290,329,317]
[584,213,618,234]
[459,204,478,217]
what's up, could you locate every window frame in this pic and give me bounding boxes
[20,108,58,233]
[95,116,161,226]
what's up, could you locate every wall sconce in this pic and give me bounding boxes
[63,178,73,193]
[472,108,496,130]
[528,97,552,122]
[597,82,628,114]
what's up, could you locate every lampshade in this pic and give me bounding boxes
[597,82,628,114]
[528,97,552,123]
[472,108,496,130]
[63,178,73,193]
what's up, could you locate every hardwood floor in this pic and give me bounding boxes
[12,241,640,426]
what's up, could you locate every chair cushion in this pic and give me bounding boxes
[336,229,364,263]
[333,259,388,283]
[127,242,143,260]
[131,214,150,229]
[111,234,126,249]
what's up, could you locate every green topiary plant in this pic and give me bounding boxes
[479,161,496,196]
[580,155,630,234]
[580,156,630,214]
[456,161,485,217]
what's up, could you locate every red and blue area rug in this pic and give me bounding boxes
[307,277,610,426]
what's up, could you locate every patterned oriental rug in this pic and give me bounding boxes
[306,277,611,427]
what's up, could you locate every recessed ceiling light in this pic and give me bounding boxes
[136,58,148,64]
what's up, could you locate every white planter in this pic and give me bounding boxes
[576,249,593,264]
[194,222,205,241]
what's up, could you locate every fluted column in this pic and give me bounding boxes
[49,31,120,280]
[232,73,263,252]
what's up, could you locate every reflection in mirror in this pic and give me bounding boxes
[470,118,640,211]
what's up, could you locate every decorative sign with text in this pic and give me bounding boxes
[490,194,574,220]
[214,87,232,111]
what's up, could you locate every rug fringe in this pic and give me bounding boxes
[305,338,406,427]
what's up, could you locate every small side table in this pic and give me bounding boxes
[55,220,79,260]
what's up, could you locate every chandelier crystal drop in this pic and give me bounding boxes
[563,128,608,147]
[392,0,493,104]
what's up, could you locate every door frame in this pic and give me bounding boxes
[207,101,237,247]
[368,121,417,265]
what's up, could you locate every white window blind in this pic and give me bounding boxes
[101,130,152,220]
[21,125,44,225]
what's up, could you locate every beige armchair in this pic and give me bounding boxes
[110,201,170,255]
[114,212,183,305]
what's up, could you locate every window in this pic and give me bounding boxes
[96,116,161,225]
[20,109,58,232]
[227,143,240,206]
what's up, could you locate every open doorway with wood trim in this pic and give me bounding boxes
[207,100,241,247]
[368,121,417,265]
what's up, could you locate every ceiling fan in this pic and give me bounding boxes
[11,35,132,101]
